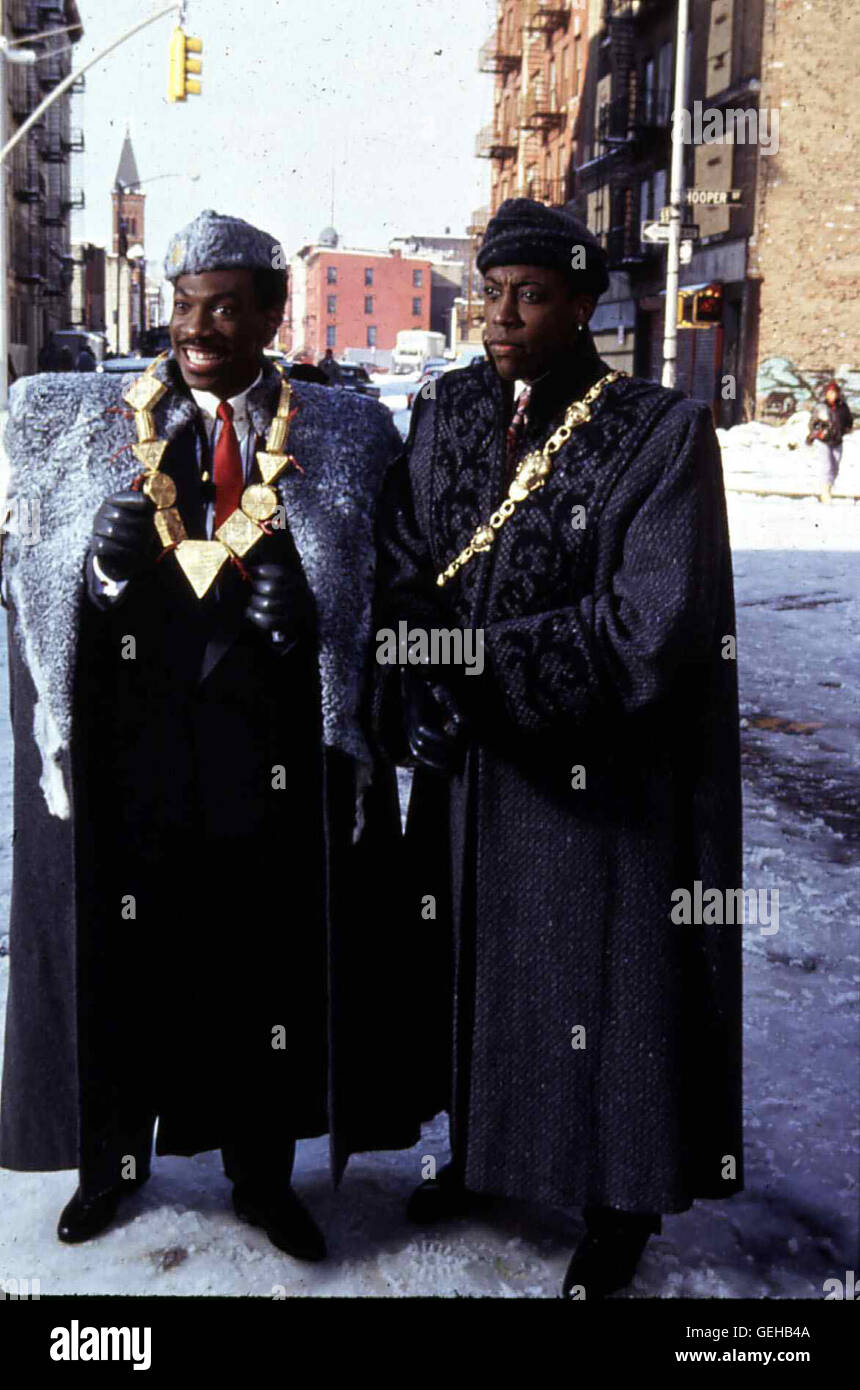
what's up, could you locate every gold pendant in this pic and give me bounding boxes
[153,507,186,548]
[174,539,229,597]
[132,440,168,471]
[143,473,177,508]
[256,451,291,486]
[215,508,262,558]
[241,484,278,522]
[123,374,167,413]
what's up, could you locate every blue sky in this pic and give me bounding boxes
[70,0,496,272]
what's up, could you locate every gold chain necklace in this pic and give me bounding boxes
[436,369,624,588]
[121,352,300,598]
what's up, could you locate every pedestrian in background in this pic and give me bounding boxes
[317,347,342,385]
[806,380,853,502]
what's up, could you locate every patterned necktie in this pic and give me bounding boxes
[213,400,244,531]
[506,384,532,475]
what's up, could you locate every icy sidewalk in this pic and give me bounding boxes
[0,493,856,1297]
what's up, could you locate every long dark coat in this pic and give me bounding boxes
[0,358,427,1187]
[373,344,744,1215]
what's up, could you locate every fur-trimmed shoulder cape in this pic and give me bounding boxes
[1,357,402,818]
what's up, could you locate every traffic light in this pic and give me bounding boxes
[168,28,203,103]
[677,284,723,329]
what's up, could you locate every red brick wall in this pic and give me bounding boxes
[303,250,432,358]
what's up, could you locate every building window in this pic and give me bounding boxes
[640,177,651,228]
[412,268,423,288]
[367,326,377,347]
[327,266,337,284]
[652,168,667,216]
[364,267,374,286]
[327,294,337,315]
[412,297,422,316]
[364,295,374,314]
[326,325,336,348]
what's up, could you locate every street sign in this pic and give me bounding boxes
[642,220,700,244]
[679,240,694,265]
[685,188,743,207]
[641,221,671,244]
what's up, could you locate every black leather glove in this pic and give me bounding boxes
[244,561,316,654]
[402,666,470,775]
[90,489,157,582]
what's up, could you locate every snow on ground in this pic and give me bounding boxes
[0,484,856,1298]
[719,413,860,497]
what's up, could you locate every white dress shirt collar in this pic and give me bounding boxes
[190,369,263,424]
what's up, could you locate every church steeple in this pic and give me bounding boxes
[115,128,140,191]
[111,129,145,254]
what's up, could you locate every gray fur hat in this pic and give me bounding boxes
[164,209,283,281]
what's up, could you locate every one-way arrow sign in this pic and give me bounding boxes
[642,220,700,244]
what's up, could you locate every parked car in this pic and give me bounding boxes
[407,360,450,408]
[334,363,381,399]
[450,344,487,370]
[97,355,155,375]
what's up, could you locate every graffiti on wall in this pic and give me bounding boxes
[757,356,860,420]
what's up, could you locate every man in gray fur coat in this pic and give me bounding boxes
[0,210,424,1258]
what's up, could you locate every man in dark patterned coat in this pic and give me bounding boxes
[372,199,743,1298]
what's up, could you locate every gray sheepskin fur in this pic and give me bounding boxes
[164,209,282,281]
[1,358,401,819]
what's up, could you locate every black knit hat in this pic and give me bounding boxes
[476,198,609,298]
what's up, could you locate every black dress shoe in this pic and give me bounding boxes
[232,1183,326,1262]
[406,1163,489,1225]
[562,1210,658,1299]
[57,1175,149,1245]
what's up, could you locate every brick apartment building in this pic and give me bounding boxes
[749,0,860,415]
[3,0,84,375]
[478,0,590,212]
[474,0,859,422]
[283,228,432,362]
[572,0,769,423]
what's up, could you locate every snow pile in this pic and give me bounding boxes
[718,415,860,496]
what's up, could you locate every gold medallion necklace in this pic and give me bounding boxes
[436,370,624,588]
[122,352,300,598]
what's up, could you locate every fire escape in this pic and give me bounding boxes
[575,0,668,268]
[8,2,84,312]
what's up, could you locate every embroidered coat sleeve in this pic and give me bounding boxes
[484,403,730,732]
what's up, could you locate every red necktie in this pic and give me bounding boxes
[506,385,532,476]
[213,400,244,530]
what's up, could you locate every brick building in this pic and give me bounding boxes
[3,0,84,375]
[573,0,767,424]
[283,228,432,362]
[749,0,860,415]
[478,0,590,211]
[105,132,147,354]
[474,0,858,421]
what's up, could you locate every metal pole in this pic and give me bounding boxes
[0,4,180,167]
[661,0,690,390]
